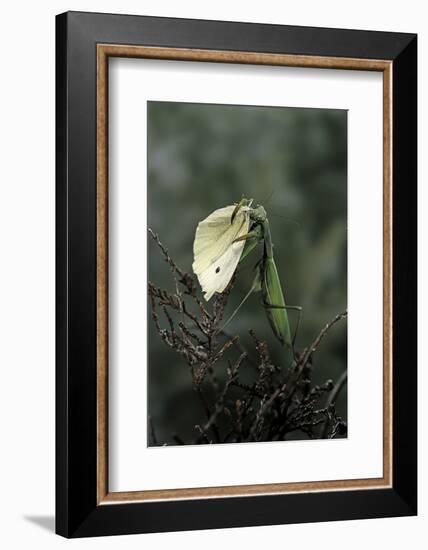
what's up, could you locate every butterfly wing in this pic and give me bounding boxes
[193,205,250,301]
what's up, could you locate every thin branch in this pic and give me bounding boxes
[298,311,347,373]
[148,227,186,280]
[217,328,258,368]
[195,386,221,443]
[286,311,347,401]
[320,370,348,438]
[195,352,246,442]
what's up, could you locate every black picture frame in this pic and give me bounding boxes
[56,11,417,538]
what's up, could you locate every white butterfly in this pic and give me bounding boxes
[192,204,250,301]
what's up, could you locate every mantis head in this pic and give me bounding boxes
[249,204,267,224]
[231,198,267,225]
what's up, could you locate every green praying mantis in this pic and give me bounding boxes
[192,197,302,351]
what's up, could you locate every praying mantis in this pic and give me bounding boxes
[192,197,302,350]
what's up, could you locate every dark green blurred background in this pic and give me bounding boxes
[147,101,347,445]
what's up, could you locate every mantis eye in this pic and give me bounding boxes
[216,267,221,273]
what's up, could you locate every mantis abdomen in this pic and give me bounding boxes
[262,256,292,348]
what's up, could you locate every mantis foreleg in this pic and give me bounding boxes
[231,197,251,224]
[234,225,263,263]
[233,230,259,243]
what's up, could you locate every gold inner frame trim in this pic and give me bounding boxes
[96,44,393,504]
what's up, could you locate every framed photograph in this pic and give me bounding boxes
[56,11,417,537]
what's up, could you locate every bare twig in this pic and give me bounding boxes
[285,311,347,403]
[148,227,186,280]
[320,370,348,438]
[298,311,348,375]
